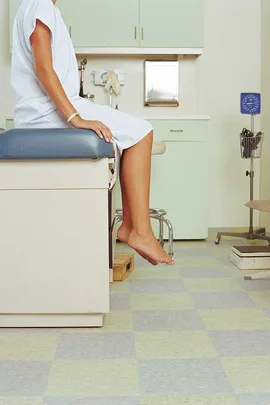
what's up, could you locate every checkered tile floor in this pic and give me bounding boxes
[1,240,270,405]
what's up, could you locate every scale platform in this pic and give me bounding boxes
[231,245,270,270]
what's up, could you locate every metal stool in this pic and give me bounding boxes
[114,141,174,257]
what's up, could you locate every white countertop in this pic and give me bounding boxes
[143,115,211,121]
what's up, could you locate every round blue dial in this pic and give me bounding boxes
[241,93,261,114]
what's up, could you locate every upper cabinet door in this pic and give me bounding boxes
[65,0,140,47]
[139,0,204,48]
[10,0,21,46]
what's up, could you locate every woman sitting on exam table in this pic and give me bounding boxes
[10,0,173,266]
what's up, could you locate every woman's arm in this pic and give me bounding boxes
[30,20,113,142]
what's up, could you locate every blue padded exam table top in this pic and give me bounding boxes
[0,128,115,160]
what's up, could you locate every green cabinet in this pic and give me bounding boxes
[140,0,204,48]
[9,0,21,47]
[67,0,203,49]
[60,0,140,47]
[10,0,204,50]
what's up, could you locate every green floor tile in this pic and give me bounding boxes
[221,356,270,393]
[46,360,139,396]
[199,308,270,330]
[131,293,195,311]
[135,331,217,359]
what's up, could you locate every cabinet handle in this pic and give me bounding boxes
[141,27,144,40]
[170,129,184,133]
[69,26,72,38]
[135,26,137,39]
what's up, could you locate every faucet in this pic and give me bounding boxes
[78,59,87,98]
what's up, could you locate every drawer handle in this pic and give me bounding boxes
[170,129,184,133]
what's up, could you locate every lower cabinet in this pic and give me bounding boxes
[115,120,210,240]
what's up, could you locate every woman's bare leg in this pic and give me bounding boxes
[118,174,158,265]
[117,131,173,265]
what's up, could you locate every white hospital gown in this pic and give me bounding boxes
[11,0,152,149]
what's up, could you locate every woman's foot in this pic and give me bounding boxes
[127,230,174,265]
[117,224,158,265]
[117,223,131,245]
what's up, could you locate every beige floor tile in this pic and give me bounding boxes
[183,278,243,293]
[221,356,270,392]
[247,291,270,308]
[176,257,221,266]
[141,395,239,405]
[0,333,60,360]
[199,308,270,330]
[0,399,43,405]
[130,268,180,280]
[46,360,139,396]
[135,331,217,359]
[64,312,133,333]
[131,293,195,311]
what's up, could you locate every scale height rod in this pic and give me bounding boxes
[249,114,255,234]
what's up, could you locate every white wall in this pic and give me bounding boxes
[260,0,270,230]
[0,0,262,228]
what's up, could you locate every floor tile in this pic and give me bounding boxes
[247,291,270,307]
[191,291,256,309]
[239,278,270,291]
[55,332,135,360]
[63,312,133,333]
[110,293,131,311]
[46,360,139,396]
[179,266,231,278]
[221,356,270,393]
[133,310,204,331]
[141,394,239,405]
[209,330,270,356]
[199,308,270,330]
[0,362,51,396]
[139,359,232,395]
[0,333,60,361]
[44,397,140,405]
[130,268,180,280]
[131,293,195,311]
[237,393,270,405]
[264,308,270,319]
[135,331,217,359]
[176,257,221,266]
[129,279,185,294]
[175,248,214,258]
[110,281,130,293]
[0,398,43,405]
[183,278,243,293]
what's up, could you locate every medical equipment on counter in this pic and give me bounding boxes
[104,71,121,108]
[215,92,268,245]
[93,70,124,108]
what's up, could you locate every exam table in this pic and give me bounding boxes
[0,128,119,328]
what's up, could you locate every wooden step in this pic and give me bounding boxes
[113,253,134,281]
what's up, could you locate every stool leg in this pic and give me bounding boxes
[162,217,174,257]
[159,217,164,247]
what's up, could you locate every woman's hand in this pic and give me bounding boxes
[72,116,113,143]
